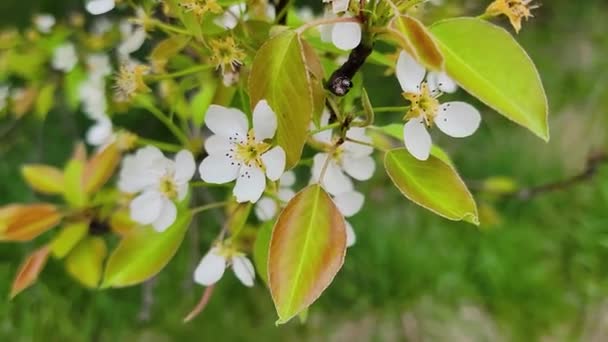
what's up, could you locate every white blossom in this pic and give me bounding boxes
[119,147,195,232]
[52,43,78,72]
[320,13,361,51]
[254,171,296,221]
[396,50,481,160]
[118,18,146,58]
[86,116,114,147]
[85,0,116,15]
[199,100,286,203]
[33,14,55,33]
[194,246,255,287]
[310,111,375,196]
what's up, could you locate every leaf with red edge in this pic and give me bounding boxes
[0,204,62,242]
[10,245,51,299]
[269,184,346,324]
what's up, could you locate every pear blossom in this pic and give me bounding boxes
[199,100,286,203]
[33,14,55,33]
[85,0,116,15]
[254,171,296,221]
[396,50,481,161]
[332,190,364,247]
[118,18,146,58]
[119,147,195,232]
[320,14,361,51]
[194,246,255,287]
[86,116,114,147]
[310,111,375,196]
[52,43,78,72]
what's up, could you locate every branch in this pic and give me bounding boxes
[515,152,608,200]
[326,42,373,96]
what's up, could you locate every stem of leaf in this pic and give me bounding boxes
[346,137,386,152]
[309,122,341,135]
[148,19,191,36]
[191,201,230,215]
[147,65,214,81]
[136,137,183,152]
[136,98,190,146]
[296,17,361,34]
[356,106,410,115]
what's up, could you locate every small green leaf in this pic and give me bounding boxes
[101,209,192,288]
[430,18,549,140]
[21,164,64,195]
[253,220,274,286]
[35,83,56,120]
[64,66,86,110]
[269,184,346,324]
[63,159,87,208]
[83,143,121,194]
[65,237,107,288]
[249,30,313,168]
[50,221,88,259]
[385,148,478,224]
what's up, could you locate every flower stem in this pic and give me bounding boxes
[296,17,361,34]
[148,19,191,36]
[191,201,230,215]
[136,97,190,146]
[147,65,215,81]
[309,122,341,135]
[136,137,183,152]
[356,106,410,115]
[346,137,386,152]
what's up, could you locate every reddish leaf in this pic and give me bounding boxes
[0,204,62,241]
[10,245,51,299]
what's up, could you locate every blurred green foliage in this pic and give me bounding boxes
[2,0,608,340]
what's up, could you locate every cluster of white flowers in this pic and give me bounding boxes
[79,54,115,147]
[396,51,481,160]
[119,146,196,232]
[51,43,78,73]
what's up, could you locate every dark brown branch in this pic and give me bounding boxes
[327,42,373,96]
[515,152,607,200]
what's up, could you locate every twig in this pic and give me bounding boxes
[183,285,215,323]
[515,152,608,200]
[327,42,374,96]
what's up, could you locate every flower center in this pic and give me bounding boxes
[234,129,270,169]
[209,36,246,73]
[403,82,440,127]
[159,175,178,199]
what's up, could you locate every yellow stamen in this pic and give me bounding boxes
[485,0,538,33]
[234,129,270,169]
[402,82,439,127]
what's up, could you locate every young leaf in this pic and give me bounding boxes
[0,204,62,241]
[101,210,192,288]
[83,144,121,194]
[50,221,89,259]
[63,158,88,208]
[301,40,326,126]
[253,220,274,286]
[389,15,444,71]
[35,83,56,120]
[249,30,313,168]
[269,184,347,324]
[21,164,64,195]
[384,148,478,224]
[65,237,107,288]
[10,245,51,299]
[430,18,549,141]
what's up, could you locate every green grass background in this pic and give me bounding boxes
[2,0,608,340]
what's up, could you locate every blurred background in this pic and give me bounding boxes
[2,0,608,340]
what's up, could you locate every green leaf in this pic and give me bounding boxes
[64,66,86,110]
[253,220,274,286]
[35,83,56,120]
[248,30,313,168]
[269,184,346,324]
[430,18,549,141]
[65,237,107,288]
[384,148,478,224]
[191,73,219,127]
[101,210,192,288]
[389,15,444,71]
[21,164,64,195]
[150,36,191,72]
[50,221,88,259]
[63,159,87,208]
[83,144,121,194]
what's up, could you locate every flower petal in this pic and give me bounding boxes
[342,155,375,181]
[174,150,195,183]
[345,221,356,247]
[333,191,364,217]
[254,197,278,221]
[199,155,239,184]
[435,102,481,138]
[204,134,233,156]
[85,0,115,15]
[205,105,248,138]
[233,166,266,203]
[252,100,277,141]
[403,118,432,161]
[280,171,296,187]
[278,188,296,202]
[312,153,354,195]
[129,190,163,225]
[151,198,177,232]
[260,146,285,181]
[332,22,361,51]
[331,0,350,13]
[86,118,113,147]
[311,110,333,144]
[231,255,255,287]
[118,26,146,55]
[194,248,226,286]
[343,127,373,157]
[396,51,426,94]
[427,71,458,94]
